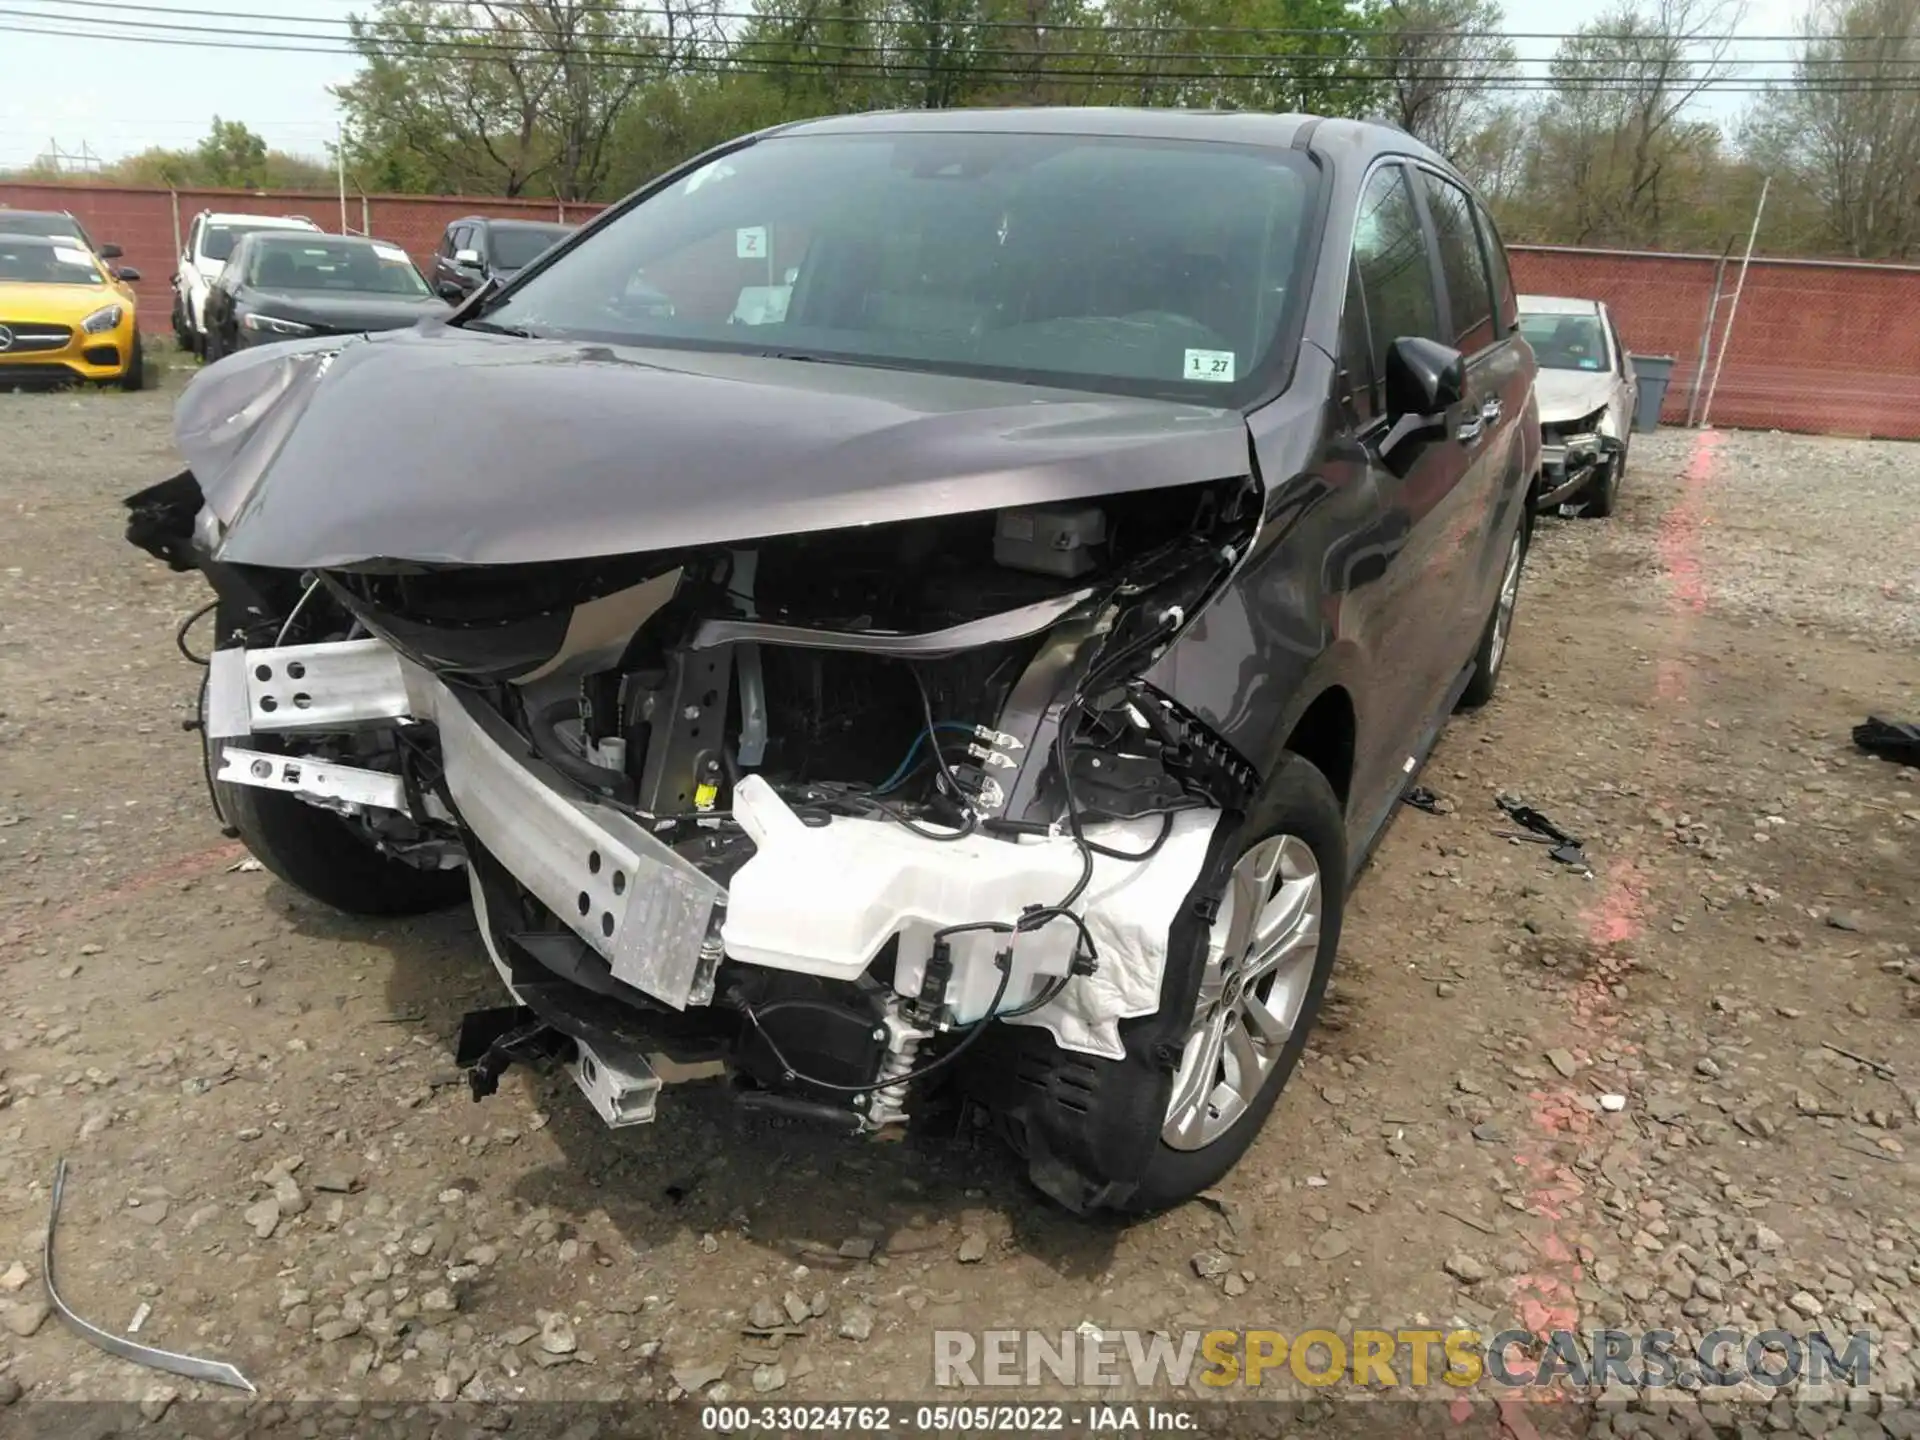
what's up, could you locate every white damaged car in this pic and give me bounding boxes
[1518,295,1637,517]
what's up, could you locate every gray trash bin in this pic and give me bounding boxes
[1630,354,1675,434]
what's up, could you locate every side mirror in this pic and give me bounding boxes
[1378,336,1464,457]
[99,242,124,260]
[454,248,483,270]
[1384,336,1464,417]
[115,266,143,282]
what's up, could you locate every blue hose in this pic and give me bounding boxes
[877,722,976,794]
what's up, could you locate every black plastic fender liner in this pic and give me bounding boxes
[964,809,1242,1213]
[123,470,205,572]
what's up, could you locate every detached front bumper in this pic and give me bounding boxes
[205,634,1219,1125]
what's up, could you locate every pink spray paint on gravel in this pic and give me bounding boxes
[1485,431,1724,1432]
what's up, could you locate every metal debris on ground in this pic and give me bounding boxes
[1853,716,1920,767]
[44,1159,256,1394]
[1821,1041,1898,1080]
[1496,794,1581,846]
[1495,794,1589,868]
[1402,785,1445,814]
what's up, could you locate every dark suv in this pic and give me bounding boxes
[128,109,1537,1215]
[429,215,574,300]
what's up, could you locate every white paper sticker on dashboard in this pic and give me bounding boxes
[54,246,93,267]
[736,226,767,260]
[1184,348,1236,382]
[373,243,409,263]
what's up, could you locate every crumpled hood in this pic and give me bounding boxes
[178,325,1252,569]
[1534,369,1618,426]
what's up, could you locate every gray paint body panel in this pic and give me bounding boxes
[182,327,1251,569]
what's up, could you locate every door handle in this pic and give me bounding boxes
[1479,396,1502,425]
[1455,413,1484,443]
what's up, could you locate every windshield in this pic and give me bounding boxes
[0,238,102,285]
[1519,312,1611,372]
[483,131,1317,401]
[248,238,432,296]
[205,223,305,262]
[491,224,571,270]
[1,212,92,248]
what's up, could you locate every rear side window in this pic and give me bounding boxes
[1345,163,1442,417]
[1420,173,1495,354]
[1473,201,1517,332]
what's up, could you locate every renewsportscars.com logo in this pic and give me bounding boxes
[933,1327,1873,1391]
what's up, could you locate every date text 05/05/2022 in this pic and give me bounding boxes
[699,1403,1198,1433]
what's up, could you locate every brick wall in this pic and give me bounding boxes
[1508,246,1920,441]
[8,181,1918,439]
[0,182,605,336]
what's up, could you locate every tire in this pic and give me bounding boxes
[118,335,146,392]
[1457,518,1528,710]
[204,622,466,917]
[1110,754,1348,1213]
[172,293,193,351]
[203,327,223,365]
[1582,444,1624,518]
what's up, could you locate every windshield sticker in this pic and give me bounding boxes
[373,244,409,263]
[1579,358,1600,369]
[1184,348,1236,383]
[54,246,93,267]
[731,286,791,326]
[736,226,768,260]
[683,159,734,194]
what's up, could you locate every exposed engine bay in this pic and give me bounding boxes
[140,466,1263,1163]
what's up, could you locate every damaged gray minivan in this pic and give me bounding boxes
[126,109,1538,1213]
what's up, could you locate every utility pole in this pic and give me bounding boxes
[1700,175,1769,433]
[336,120,349,235]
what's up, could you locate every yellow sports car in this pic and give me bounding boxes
[0,231,145,389]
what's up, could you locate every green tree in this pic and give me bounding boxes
[337,0,721,198]
[1520,0,1743,247]
[195,116,272,188]
[1371,0,1517,161]
[1742,0,1920,258]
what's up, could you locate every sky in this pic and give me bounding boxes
[0,0,1810,172]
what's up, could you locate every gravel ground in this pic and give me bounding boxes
[0,371,1915,1438]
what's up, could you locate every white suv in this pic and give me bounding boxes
[173,211,321,355]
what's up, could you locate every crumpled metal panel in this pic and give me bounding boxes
[173,327,1250,569]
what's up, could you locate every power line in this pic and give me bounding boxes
[10,7,1920,89]
[22,0,1910,66]
[10,20,1920,97]
[18,0,1920,46]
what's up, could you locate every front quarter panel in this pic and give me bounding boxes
[1142,347,1396,848]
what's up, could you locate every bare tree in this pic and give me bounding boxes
[1744,0,1920,257]
[1373,0,1518,159]
[1531,0,1746,245]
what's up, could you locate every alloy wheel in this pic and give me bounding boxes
[1161,834,1323,1150]
[1486,529,1524,677]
